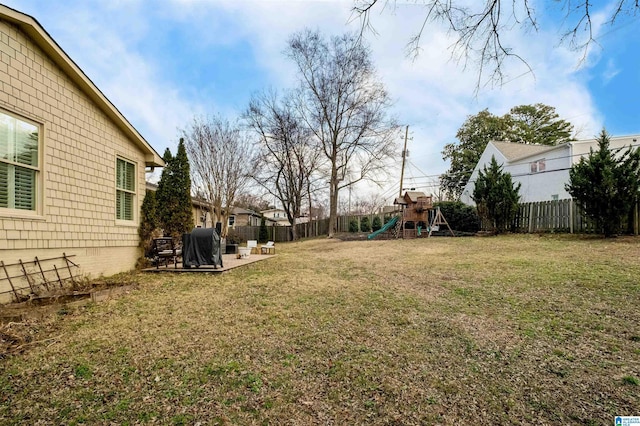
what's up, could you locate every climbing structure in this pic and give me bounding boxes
[394,191,432,239]
[393,191,454,238]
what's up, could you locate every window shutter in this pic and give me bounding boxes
[0,162,7,208]
[123,192,133,220]
[14,166,35,210]
[116,189,122,218]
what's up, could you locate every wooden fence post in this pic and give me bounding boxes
[528,203,534,233]
[569,199,574,234]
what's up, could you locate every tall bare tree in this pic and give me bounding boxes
[353,1,640,89]
[286,29,399,238]
[181,115,252,237]
[244,90,322,240]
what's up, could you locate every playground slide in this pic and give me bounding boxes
[367,215,399,240]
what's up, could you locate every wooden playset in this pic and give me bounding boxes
[392,191,454,238]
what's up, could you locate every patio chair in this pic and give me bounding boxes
[247,240,258,254]
[152,237,182,268]
[261,241,275,255]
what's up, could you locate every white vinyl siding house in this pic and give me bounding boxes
[460,135,640,205]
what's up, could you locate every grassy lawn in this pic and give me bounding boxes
[1,234,639,425]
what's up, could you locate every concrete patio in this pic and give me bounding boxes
[143,253,275,274]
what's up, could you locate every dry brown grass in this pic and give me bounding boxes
[1,234,639,425]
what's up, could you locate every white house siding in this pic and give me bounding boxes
[460,143,507,205]
[461,135,640,206]
[0,16,158,301]
[507,145,572,202]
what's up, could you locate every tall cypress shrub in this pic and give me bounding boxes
[472,156,521,233]
[138,189,160,257]
[155,148,173,236]
[156,140,194,240]
[566,129,640,237]
[259,216,269,243]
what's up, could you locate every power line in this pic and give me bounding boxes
[443,140,640,179]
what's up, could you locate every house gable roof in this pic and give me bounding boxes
[491,141,559,162]
[0,5,164,167]
[232,207,261,217]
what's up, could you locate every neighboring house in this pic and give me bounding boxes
[228,207,261,228]
[192,198,213,228]
[0,5,164,300]
[261,208,291,226]
[193,204,263,229]
[145,182,213,228]
[147,183,265,230]
[460,135,640,205]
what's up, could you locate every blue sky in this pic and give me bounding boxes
[4,0,639,203]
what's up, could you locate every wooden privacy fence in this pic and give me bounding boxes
[236,201,638,241]
[509,199,637,234]
[233,219,330,243]
[335,214,388,232]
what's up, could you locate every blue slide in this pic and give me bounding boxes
[367,215,399,240]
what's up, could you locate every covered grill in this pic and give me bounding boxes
[181,227,223,268]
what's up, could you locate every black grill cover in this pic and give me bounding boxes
[182,228,223,268]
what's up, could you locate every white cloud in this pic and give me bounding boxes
[602,58,620,84]
[5,0,608,200]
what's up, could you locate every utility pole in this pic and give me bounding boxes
[399,125,409,198]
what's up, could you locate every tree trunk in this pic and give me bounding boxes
[328,180,339,237]
[290,218,297,241]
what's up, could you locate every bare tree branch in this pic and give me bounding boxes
[244,89,323,240]
[286,30,399,237]
[353,0,639,90]
[181,115,253,237]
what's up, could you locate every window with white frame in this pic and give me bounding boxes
[116,158,136,221]
[0,110,40,212]
[228,215,235,227]
[530,159,546,173]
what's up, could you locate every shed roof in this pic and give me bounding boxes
[0,5,164,167]
[404,191,428,203]
[393,197,407,205]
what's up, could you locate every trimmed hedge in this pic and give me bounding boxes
[360,216,371,232]
[433,201,481,233]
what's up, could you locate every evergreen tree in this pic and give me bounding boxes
[259,216,269,243]
[566,129,640,237]
[173,138,194,235]
[472,156,521,233]
[138,189,160,257]
[434,201,481,233]
[155,148,173,236]
[156,140,194,240]
[360,216,371,232]
[371,215,382,232]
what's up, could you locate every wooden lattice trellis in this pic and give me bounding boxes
[0,253,80,304]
